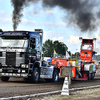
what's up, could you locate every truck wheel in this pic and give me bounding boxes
[52,69,59,82]
[88,73,92,80]
[32,67,40,83]
[1,76,9,82]
[91,73,95,79]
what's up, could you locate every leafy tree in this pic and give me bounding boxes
[72,52,80,59]
[42,39,54,57]
[67,51,71,56]
[75,52,80,57]
[54,40,68,55]
[42,39,68,57]
[0,29,3,32]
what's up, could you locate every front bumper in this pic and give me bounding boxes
[0,65,30,78]
[0,73,28,77]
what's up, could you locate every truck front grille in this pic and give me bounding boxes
[6,52,16,66]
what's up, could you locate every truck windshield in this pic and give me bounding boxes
[82,44,92,50]
[0,36,28,48]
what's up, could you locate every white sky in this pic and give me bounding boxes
[0,0,100,54]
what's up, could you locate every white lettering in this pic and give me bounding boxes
[3,32,24,36]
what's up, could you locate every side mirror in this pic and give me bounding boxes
[92,51,97,54]
[94,51,97,54]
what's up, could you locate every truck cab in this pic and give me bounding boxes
[80,38,94,62]
[0,29,59,83]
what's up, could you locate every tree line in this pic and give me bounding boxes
[42,39,71,57]
[42,39,80,58]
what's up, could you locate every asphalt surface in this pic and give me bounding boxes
[0,78,63,98]
[0,73,100,99]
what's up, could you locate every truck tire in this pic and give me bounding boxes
[88,73,92,80]
[32,67,40,83]
[52,69,59,82]
[1,76,9,82]
[46,69,59,82]
[91,73,95,79]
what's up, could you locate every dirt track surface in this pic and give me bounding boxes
[0,73,100,99]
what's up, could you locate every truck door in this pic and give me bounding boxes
[30,37,41,61]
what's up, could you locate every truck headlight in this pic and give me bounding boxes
[26,65,29,68]
[21,64,26,68]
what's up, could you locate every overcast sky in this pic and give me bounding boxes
[0,0,100,54]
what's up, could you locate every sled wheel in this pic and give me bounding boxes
[88,73,92,80]
[91,73,95,79]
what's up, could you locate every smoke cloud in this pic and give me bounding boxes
[11,0,100,32]
[11,0,25,31]
[11,0,38,31]
[42,0,97,32]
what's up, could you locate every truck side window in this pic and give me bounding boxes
[30,38,35,49]
[92,51,95,60]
